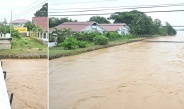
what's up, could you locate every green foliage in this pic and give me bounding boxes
[78,41,88,48]
[89,16,110,24]
[61,37,78,49]
[106,32,121,40]
[159,22,177,36]
[24,21,36,31]
[93,35,109,45]
[12,29,21,38]
[34,3,48,17]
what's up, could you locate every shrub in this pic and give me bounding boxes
[61,37,78,49]
[78,41,88,48]
[93,35,109,45]
[109,32,121,40]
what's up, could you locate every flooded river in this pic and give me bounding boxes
[50,31,184,109]
[2,59,48,109]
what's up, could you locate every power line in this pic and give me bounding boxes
[49,9,184,16]
[49,4,184,13]
[13,0,47,17]
[13,0,47,19]
[49,2,184,11]
[50,0,118,5]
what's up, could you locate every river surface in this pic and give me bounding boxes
[2,59,48,109]
[50,31,184,109]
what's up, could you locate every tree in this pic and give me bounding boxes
[89,16,110,24]
[108,10,161,35]
[24,21,36,31]
[49,17,77,28]
[34,3,48,17]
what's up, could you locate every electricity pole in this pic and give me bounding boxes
[10,10,12,37]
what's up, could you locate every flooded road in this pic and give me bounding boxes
[2,59,48,109]
[50,31,184,109]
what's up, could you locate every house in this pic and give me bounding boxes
[100,23,130,35]
[32,17,48,31]
[53,22,106,33]
[11,19,29,27]
[32,17,48,45]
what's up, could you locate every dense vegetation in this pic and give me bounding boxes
[89,16,110,24]
[34,3,48,17]
[108,10,176,36]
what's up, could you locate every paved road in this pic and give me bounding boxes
[50,31,184,109]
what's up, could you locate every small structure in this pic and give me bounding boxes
[53,22,106,33]
[100,23,130,35]
[32,17,48,45]
[11,19,29,27]
[0,34,12,50]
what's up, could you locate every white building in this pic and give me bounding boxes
[101,23,130,35]
[11,19,29,27]
[53,22,106,33]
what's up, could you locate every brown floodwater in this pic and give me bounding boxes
[2,59,48,109]
[50,31,184,109]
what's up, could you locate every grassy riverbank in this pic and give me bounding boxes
[0,37,47,59]
[49,36,146,59]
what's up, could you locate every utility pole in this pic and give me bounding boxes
[10,10,12,37]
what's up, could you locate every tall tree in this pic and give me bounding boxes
[108,10,160,35]
[34,3,48,17]
[89,16,110,24]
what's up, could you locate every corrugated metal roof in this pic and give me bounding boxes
[32,17,48,31]
[11,19,29,24]
[101,23,127,31]
[54,22,96,32]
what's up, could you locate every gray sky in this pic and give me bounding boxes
[0,0,47,22]
[49,0,184,29]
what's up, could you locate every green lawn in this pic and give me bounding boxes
[49,36,145,58]
[0,37,47,56]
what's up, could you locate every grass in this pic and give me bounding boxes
[0,37,47,56]
[49,35,145,58]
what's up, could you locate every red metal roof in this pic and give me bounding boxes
[11,19,29,24]
[32,17,48,31]
[54,22,96,32]
[101,23,127,31]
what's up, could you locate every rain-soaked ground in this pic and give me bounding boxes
[50,31,184,109]
[2,59,48,109]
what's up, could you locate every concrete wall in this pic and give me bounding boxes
[0,39,11,50]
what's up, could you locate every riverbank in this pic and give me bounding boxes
[49,35,160,59]
[0,37,47,59]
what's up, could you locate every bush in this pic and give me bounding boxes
[78,41,88,48]
[12,29,21,39]
[109,32,121,40]
[61,37,78,49]
[93,35,109,45]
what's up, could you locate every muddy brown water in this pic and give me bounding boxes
[2,59,48,109]
[50,31,184,109]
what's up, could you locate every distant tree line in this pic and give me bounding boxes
[49,10,176,36]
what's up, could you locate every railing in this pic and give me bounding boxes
[0,61,12,109]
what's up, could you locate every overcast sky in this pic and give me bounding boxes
[49,0,184,29]
[0,0,47,22]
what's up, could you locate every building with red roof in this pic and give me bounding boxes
[53,22,106,33]
[100,23,130,35]
[11,19,29,27]
[32,17,48,31]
